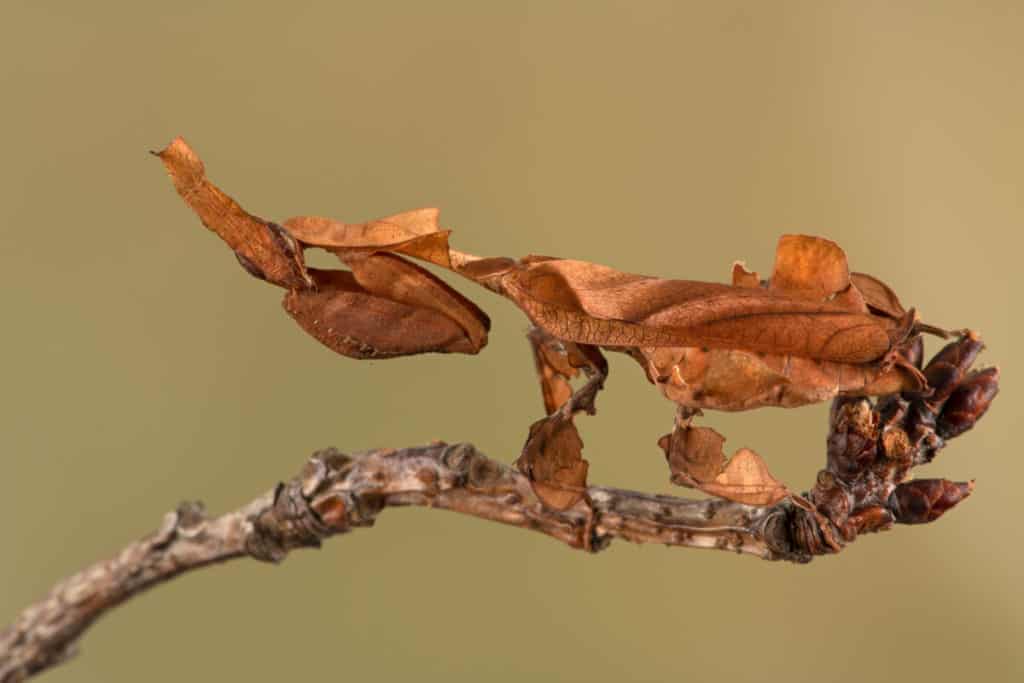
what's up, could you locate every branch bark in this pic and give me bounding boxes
[0,333,998,681]
[0,442,798,682]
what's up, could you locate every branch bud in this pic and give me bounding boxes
[890,479,973,524]
[923,332,984,405]
[936,367,1000,439]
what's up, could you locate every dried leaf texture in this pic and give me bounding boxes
[702,449,788,506]
[154,137,311,290]
[342,253,489,352]
[283,269,480,358]
[641,344,923,412]
[284,210,456,269]
[517,345,607,510]
[731,261,761,288]
[850,272,906,319]
[770,234,855,303]
[156,139,490,359]
[154,137,960,514]
[518,416,589,510]
[660,425,788,506]
[502,258,899,363]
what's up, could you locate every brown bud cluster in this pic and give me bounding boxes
[937,368,1000,439]
[923,332,985,406]
[890,479,974,525]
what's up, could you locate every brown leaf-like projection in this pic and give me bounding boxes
[731,261,760,288]
[517,414,589,510]
[342,252,489,352]
[153,137,965,516]
[701,449,789,506]
[155,138,492,360]
[641,342,925,412]
[770,234,851,302]
[517,356,605,510]
[769,234,874,313]
[283,269,482,358]
[284,210,455,269]
[660,425,788,506]
[154,137,311,290]
[850,272,905,319]
[659,424,727,485]
[501,258,900,363]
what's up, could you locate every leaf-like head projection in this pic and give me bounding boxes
[154,137,312,290]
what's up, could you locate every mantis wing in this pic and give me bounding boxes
[501,236,910,364]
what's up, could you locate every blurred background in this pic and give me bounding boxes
[1,1,1019,681]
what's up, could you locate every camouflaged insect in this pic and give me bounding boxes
[156,137,984,511]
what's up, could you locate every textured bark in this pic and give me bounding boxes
[0,334,998,681]
[0,443,791,682]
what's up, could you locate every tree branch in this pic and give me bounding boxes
[0,334,998,682]
[0,441,797,682]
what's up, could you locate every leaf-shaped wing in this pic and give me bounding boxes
[284,210,454,269]
[502,259,900,364]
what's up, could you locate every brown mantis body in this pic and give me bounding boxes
[156,137,989,511]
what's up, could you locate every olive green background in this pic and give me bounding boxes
[1,1,1019,681]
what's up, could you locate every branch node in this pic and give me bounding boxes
[248,483,328,563]
[174,501,208,539]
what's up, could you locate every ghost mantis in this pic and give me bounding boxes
[155,137,995,514]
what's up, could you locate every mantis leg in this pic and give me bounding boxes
[284,252,490,359]
[515,328,608,510]
[341,252,490,352]
[659,409,790,506]
[525,327,607,415]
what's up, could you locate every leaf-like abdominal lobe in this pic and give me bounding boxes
[503,259,899,363]
[770,234,852,302]
[850,272,906,319]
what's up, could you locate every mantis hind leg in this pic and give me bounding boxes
[658,407,791,507]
